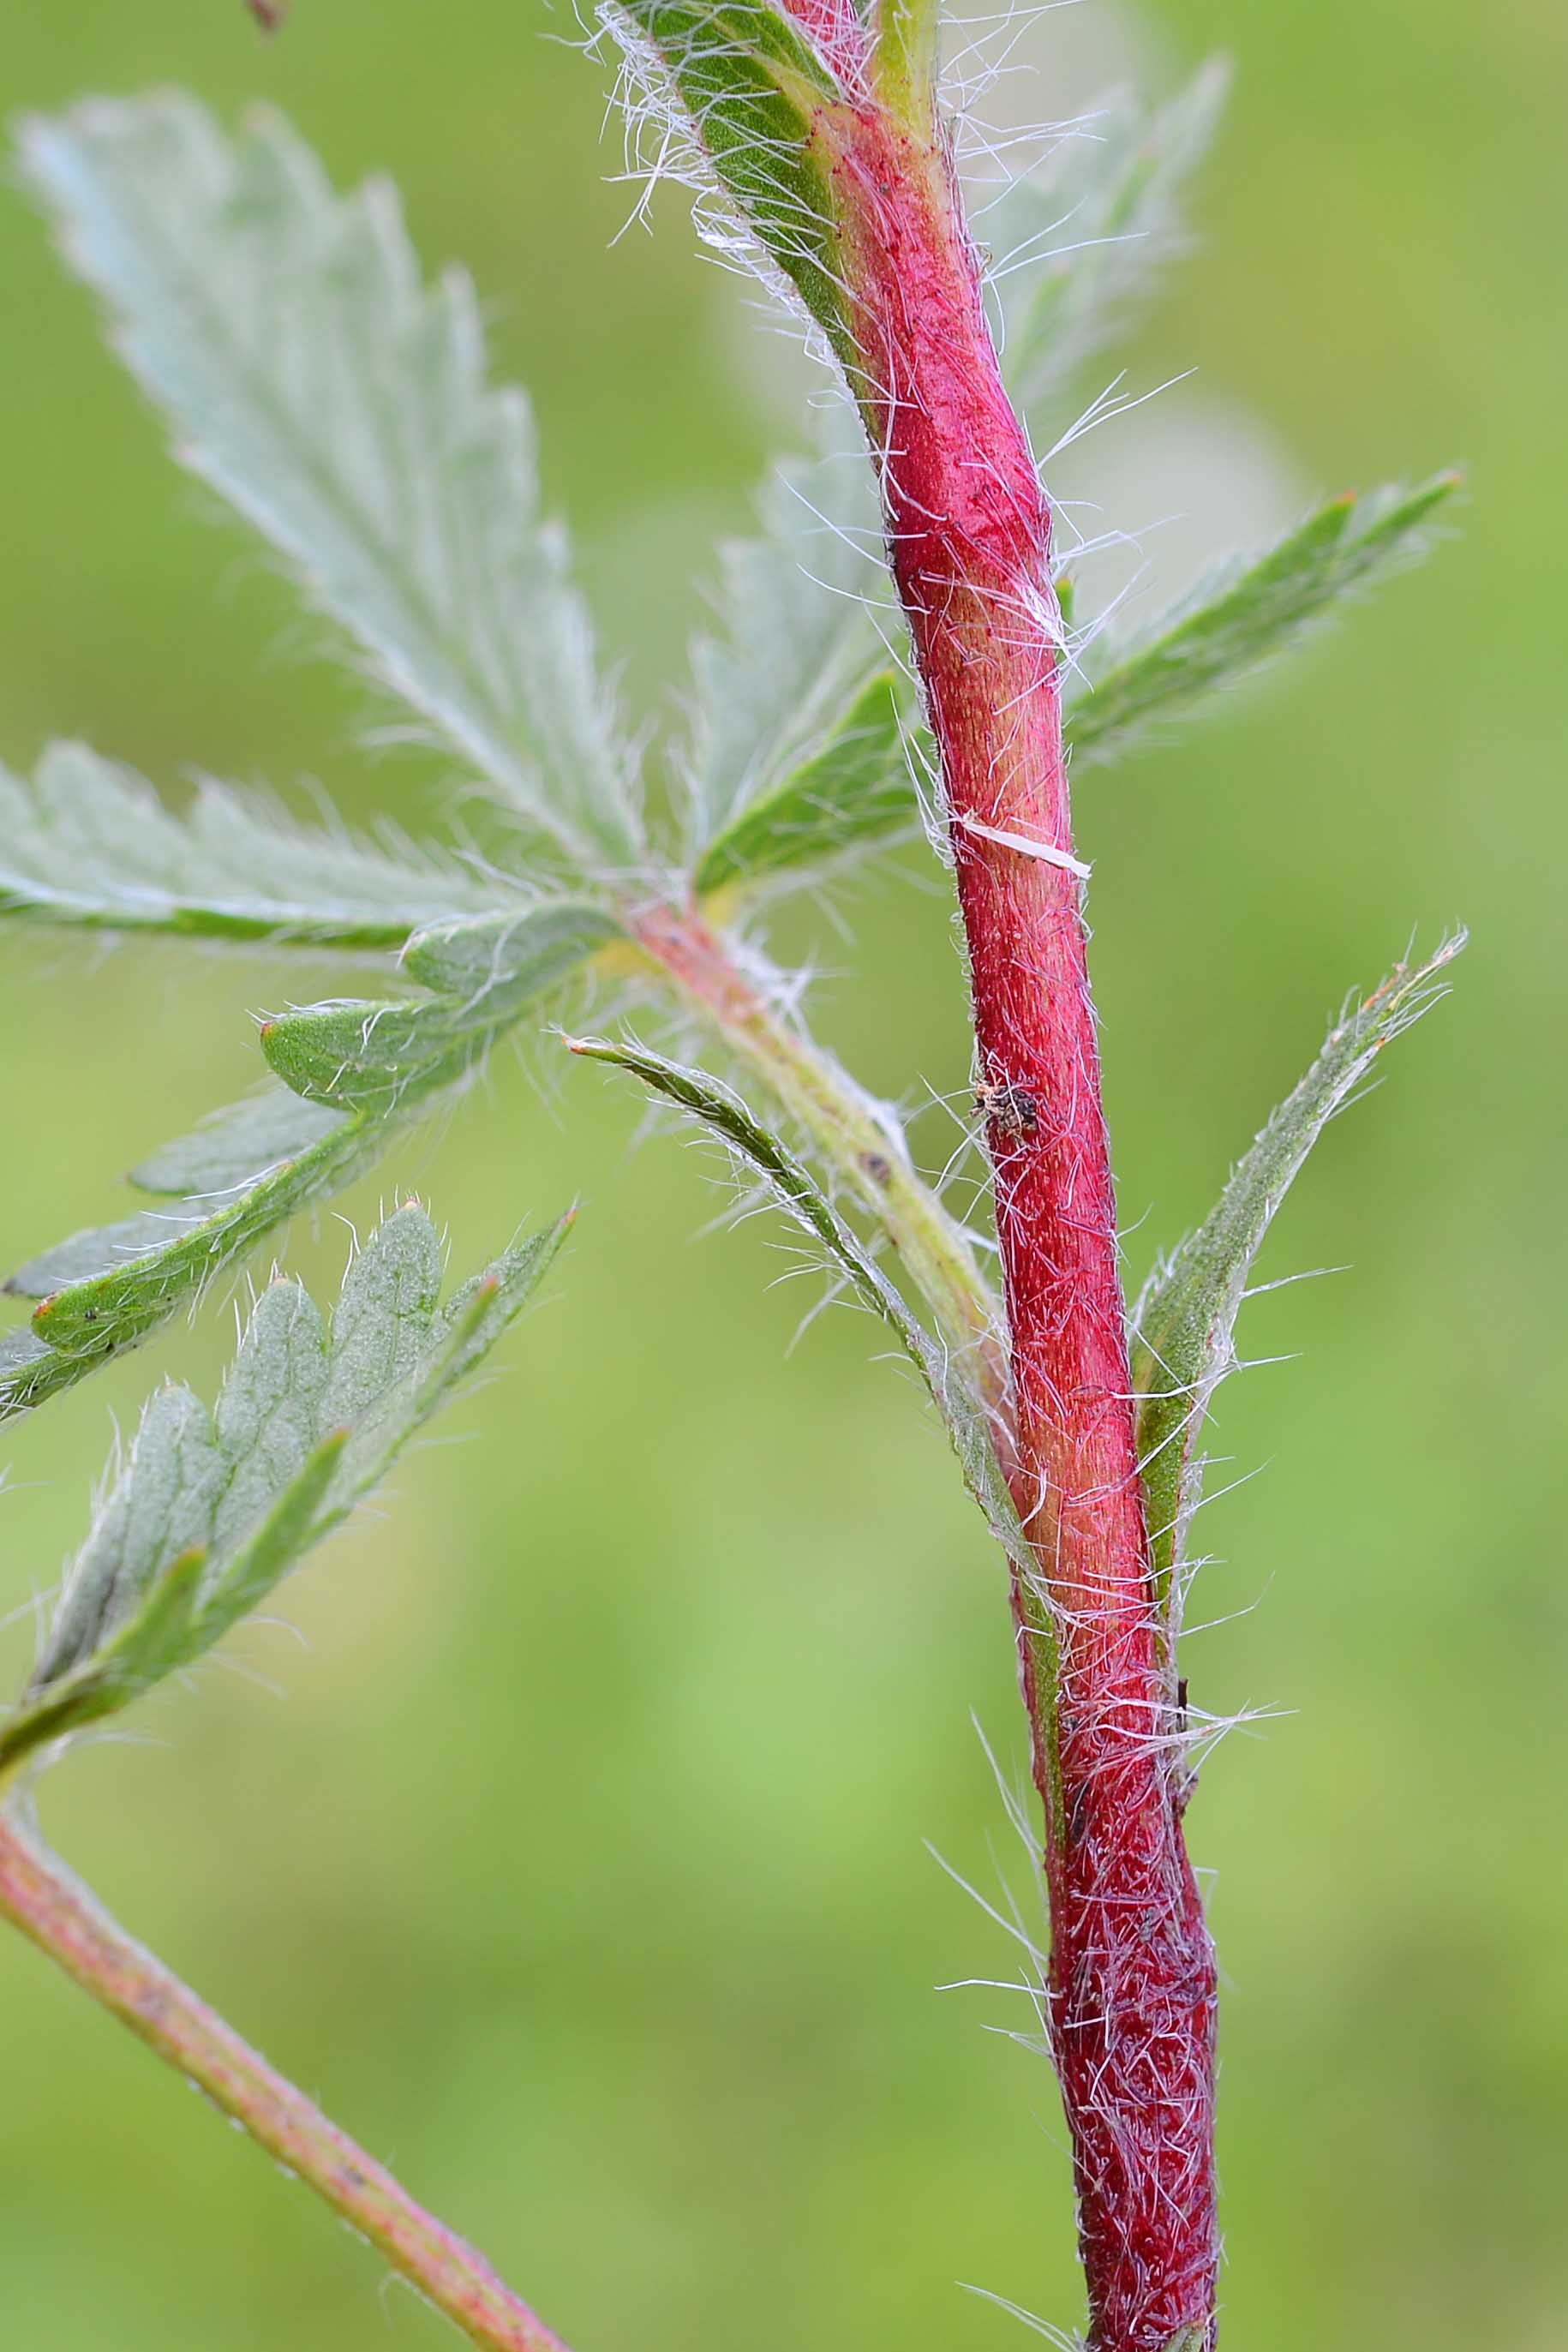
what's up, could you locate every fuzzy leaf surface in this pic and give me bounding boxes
[0,743,498,949]
[1,1207,571,1770]
[263,895,622,1115]
[21,97,637,865]
[1131,937,1464,1615]
[262,895,619,1117]
[399,901,625,998]
[3,889,614,1420]
[129,1090,349,1197]
[682,429,925,898]
[260,999,501,1119]
[32,1385,222,1686]
[1067,477,1461,769]
[685,437,888,829]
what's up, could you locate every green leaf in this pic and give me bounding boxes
[0,742,500,949]
[695,669,917,899]
[0,1092,390,1423]
[987,62,1229,428]
[1,895,613,1423]
[209,1278,332,1554]
[568,1035,1032,1577]
[192,1433,348,1653]
[400,901,624,998]
[601,0,855,368]
[330,1216,572,1499]
[6,1214,211,1298]
[685,433,888,829]
[1130,937,1464,1619]
[92,1545,208,1708]
[1066,476,1462,769]
[32,1385,222,1685]
[0,1547,210,1763]
[129,1088,348,1196]
[259,998,494,1118]
[320,1204,444,1427]
[0,1332,54,1394]
[680,428,929,900]
[1,1206,572,1772]
[21,97,637,866]
[262,898,624,1116]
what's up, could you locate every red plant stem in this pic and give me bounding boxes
[0,1808,572,2352]
[817,105,1218,2351]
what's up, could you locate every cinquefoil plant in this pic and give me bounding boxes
[1,14,1459,2349]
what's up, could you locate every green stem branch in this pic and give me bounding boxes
[630,902,1009,1425]
[875,0,939,134]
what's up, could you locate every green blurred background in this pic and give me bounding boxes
[1,0,1562,2345]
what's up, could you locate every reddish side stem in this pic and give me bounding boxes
[820,107,1218,2350]
[0,1810,572,2352]
[775,0,871,94]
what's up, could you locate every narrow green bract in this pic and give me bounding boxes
[1068,476,1462,768]
[568,1036,1032,1581]
[1131,936,1465,1616]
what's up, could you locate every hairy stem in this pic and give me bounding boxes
[817,99,1218,2350]
[0,1806,572,2352]
[629,901,1009,1420]
[781,0,871,94]
[874,0,938,134]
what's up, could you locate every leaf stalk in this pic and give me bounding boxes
[628,901,1009,1420]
